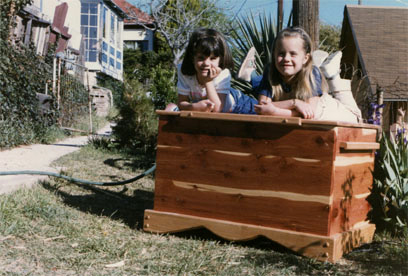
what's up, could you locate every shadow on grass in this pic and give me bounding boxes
[41,181,154,230]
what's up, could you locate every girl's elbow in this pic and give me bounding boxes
[213,103,223,113]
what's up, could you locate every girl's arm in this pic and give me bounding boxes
[258,94,272,103]
[204,80,224,112]
[255,97,319,119]
[202,66,225,112]
[254,101,301,117]
[270,98,316,119]
[178,94,215,112]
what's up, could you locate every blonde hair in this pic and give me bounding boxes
[269,27,328,101]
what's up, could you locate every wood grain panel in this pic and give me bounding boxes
[156,145,333,196]
[329,195,371,235]
[336,127,378,155]
[157,117,336,160]
[144,209,375,262]
[332,160,375,198]
[153,178,331,235]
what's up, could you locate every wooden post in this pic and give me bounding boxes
[377,85,384,126]
[87,70,93,134]
[292,0,320,50]
[277,0,284,32]
[8,1,15,42]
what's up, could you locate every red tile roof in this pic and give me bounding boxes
[113,0,154,25]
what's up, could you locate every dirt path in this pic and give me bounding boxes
[0,124,112,194]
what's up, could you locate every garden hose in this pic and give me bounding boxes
[0,164,156,186]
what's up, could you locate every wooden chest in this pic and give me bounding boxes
[144,111,380,262]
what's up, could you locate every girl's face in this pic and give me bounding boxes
[194,52,220,79]
[274,36,310,82]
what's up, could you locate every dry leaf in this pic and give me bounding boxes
[105,260,125,268]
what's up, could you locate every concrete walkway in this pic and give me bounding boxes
[0,124,112,195]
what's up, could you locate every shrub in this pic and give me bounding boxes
[97,74,125,109]
[0,40,58,148]
[110,48,176,158]
[319,23,341,53]
[59,72,89,127]
[369,131,408,236]
[111,78,158,163]
[149,64,177,110]
[230,13,276,97]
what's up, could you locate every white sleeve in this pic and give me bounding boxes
[214,69,231,94]
[177,65,191,96]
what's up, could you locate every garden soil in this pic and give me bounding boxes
[0,124,112,194]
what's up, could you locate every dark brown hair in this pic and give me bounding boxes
[181,28,233,75]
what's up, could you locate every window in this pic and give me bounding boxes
[124,40,149,51]
[116,20,121,48]
[101,6,107,38]
[110,13,115,44]
[80,2,98,62]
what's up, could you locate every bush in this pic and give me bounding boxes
[369,131,408,236]
[97,74,125,109]
[0,40,58,148]
[319,23,341,53]
[149,64,177,110]
[111,78,158,163]
[59,72,89,127]
[110,47,176,158]
[230,13,276,97]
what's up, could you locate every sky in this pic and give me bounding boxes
[128,0,408,26]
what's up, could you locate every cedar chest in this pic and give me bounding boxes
[144,111,380,262]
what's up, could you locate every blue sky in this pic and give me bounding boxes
[129,0,408,26]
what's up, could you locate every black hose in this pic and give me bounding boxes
[0,164,156,186]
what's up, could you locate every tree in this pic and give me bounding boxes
[292,0,320,49]
[128,0,236,69]
[319,23,341,52]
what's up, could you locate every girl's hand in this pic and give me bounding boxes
[192,99,215,112]
[203,65,221,83]
[293,99,315,119]
[254,101,277,115]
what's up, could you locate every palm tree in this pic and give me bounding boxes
[229,13,277,97]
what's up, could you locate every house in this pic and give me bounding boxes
[11,0,82,59]
[113,0,155,51]
[80,0,127,84]
[339,5,408,131]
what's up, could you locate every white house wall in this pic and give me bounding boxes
[123,28,153,51]
[30,0,82,52]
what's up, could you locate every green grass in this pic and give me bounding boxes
[0,143,407,275]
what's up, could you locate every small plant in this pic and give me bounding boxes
[369,130,408,236]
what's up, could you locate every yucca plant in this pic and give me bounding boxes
[369,130,408,236]
[229,12,277,97]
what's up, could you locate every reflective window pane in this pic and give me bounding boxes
[89,27,97,38]
[81,3,88,13]
[89,39,97,49]
[81,15,88,25]
[89,51,97,62]
[89,4,98,14]
[90,15,97,26]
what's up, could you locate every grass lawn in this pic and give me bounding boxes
[0,142,407,275]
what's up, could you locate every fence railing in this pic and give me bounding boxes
[51,56,93,133]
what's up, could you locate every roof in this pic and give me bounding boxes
[104,0,127,18]
[113,0,154,25]
[340,5,408,99]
